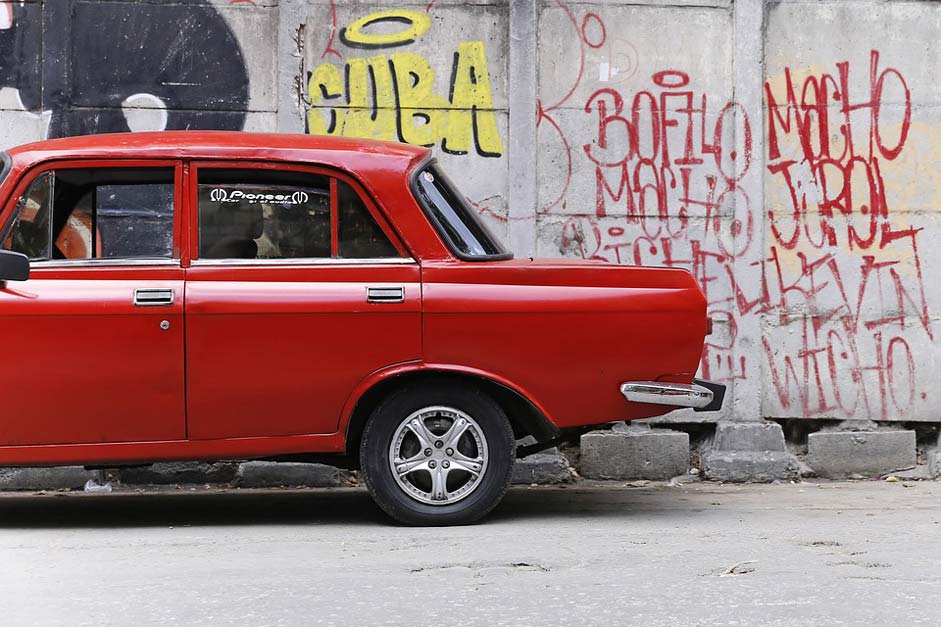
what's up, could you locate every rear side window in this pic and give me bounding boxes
[1,167,174,261]
[413,163,510,260]
[197,169,400,261]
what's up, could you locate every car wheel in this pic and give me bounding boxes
[360,384,515,526]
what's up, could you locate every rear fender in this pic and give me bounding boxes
[340,362,560,457]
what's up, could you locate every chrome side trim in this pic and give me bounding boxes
[30,258,180,268]
[189,257,416,267]
[620,381,713,409]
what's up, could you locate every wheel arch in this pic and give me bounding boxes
[342,366,559,466]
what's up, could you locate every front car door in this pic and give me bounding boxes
[184,162,421,440]
[0,160,186,446]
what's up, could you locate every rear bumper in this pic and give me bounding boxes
[620,379,726,412]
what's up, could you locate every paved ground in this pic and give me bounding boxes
[0,480,939,626]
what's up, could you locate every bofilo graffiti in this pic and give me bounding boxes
[0,0,249,138]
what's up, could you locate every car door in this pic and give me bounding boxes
[0,160,186,446]
[184,161,421,440]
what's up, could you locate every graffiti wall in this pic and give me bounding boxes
[0,0,276,146]
[1,0,938,423]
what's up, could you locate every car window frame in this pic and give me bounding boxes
[0,158,184,268]
[409,157,513,262]
[186,160,413,266]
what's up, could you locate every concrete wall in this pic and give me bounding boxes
[1,0,938,437]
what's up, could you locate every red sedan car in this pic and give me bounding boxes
[0,132,723,525]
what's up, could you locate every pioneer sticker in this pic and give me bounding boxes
[208,188,310,205]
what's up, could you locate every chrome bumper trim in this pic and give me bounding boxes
[620,381,714,409]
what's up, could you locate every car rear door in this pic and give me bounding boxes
[0,160,186,446]
[183,161,421,440]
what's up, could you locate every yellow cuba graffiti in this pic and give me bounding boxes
[339,9,431,49]
[307,29,504,158]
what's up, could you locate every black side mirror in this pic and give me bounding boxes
[0,250,30,282]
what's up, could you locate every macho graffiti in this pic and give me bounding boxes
[307,9,504,157]
[765,50,912,252]
[0,0,248,138]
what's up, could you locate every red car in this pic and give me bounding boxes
[0,132,723,525]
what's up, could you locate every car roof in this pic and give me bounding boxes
[5,131,431,171]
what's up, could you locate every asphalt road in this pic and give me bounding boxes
[0,480,939,626]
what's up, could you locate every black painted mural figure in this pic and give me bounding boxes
[0,0,249,138]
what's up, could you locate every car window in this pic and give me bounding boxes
[197,169,399,260]
[2,168,174,261]
[94,183,174,258]
[337,179,398,259]
[413,163,510,260]
[2,172,52,260]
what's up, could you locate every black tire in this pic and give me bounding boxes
[360,383,515,526]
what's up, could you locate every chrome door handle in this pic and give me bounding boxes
[366,286,405,303]
[134,288,175,307]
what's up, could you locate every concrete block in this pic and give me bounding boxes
[236,461,349,488]
[579,428,689,480]
[702,452,800,483]
[0,466,94,491]
[118,462,238,486]
[826,420,880,432]
[701,422,800,482]
[511,449,572,485]
[807,431,916,478]
[711,422,788,452]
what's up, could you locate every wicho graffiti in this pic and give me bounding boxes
[0,0,248,138]
[307,7,504,157]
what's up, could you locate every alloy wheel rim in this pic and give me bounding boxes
[388,405,489,506]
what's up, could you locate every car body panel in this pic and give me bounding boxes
[421,260,706,428]
[0,266,186,446]
[184,263,422,439]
